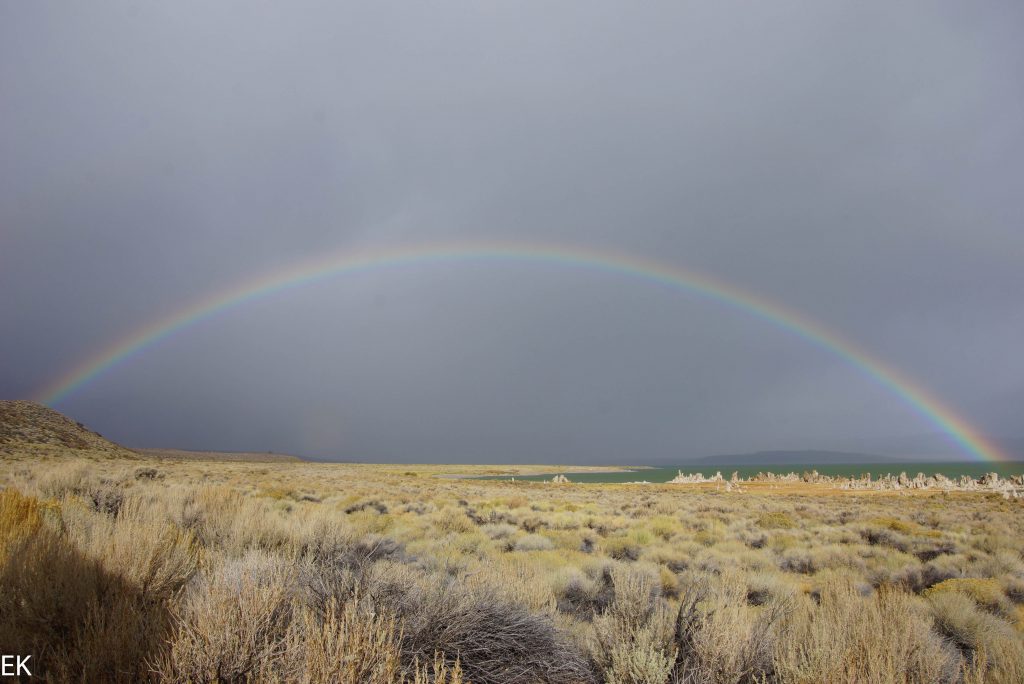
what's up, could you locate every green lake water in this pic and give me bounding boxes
[479,462,1024,484]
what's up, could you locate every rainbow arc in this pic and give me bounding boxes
[36,242,1008,463]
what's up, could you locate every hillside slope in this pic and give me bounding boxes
[0,400,137,458]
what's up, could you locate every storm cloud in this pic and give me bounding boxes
[2,1,1022,462]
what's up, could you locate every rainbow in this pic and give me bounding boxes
[35,241,1009,462]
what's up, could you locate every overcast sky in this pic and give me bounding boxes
[2,2,1022,463]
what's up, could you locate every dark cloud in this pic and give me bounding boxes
[2,1,1022,462]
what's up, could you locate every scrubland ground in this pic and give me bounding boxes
[1,454,1023,683]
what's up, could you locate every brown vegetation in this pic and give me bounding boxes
[2,443,1022,682]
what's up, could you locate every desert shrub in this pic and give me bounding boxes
[671,573,785,683]
[860,526,909,552]
[178,485,268,552]
[869,516,917,534]
[345,499,389,514]
[406,654,466,684]
[743,571,798,607]
[605,536,642,561]
[156,552,295,681]
[628,528,654,547]
[72,496,198,596]
[86,483,125,516]
[929,591,1024,682]
[581,534,597,553]
[514,533,556,552]
[658,566,680,599]
[773,580,958,683]
[295,531,407,617]
[889,562,958,594]
[34,463,95,499]
[547,511,584,530]
[980,549,1024,577]
[778,548,817,574]
[367,565,595,684]
[480,522,518,540]
[134,466,161,480]
[348,509,396,536]
[925,578,1014,617]
[398,501,433,515]
[600,639,674,684]
[501,496,529,509]
[590,569,675,684]
[644,547,690,573]
[914,540,958,562]
[0,489,96,665]
[288,514,356,565]
[520,516,548,533]
[756,511,797,529]
[0,488,197,682]
[34,466,125,517]
[432,508,476,534]
[1001,575,1024,604]
[297,555,359,618]
[647,516,680,542]
[693,529,719,547]
[768,533,798,553]
[261,485,297,501]
[555,566,614,618]
[0,486,45,542]
[457,556,558,614]
[744,533,768,549]
[973,531,1021,556]
[469,506,518,526]
[283,596,405,683]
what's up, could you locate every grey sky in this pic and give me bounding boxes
[2,2,1022,463]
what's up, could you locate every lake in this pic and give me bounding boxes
[479,462,1024,484]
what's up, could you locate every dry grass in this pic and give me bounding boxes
[1,453,1022,683]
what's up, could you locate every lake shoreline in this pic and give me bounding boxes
[470,461,1024,484]
[439,465,648,479]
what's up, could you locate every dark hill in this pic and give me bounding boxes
[0,400,137,458]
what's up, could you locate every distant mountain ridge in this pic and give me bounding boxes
[137,448,302,463]
[834,433,1024,461]
[686,449,902,466]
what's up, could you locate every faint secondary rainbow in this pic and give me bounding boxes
[36,241,1008,462]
